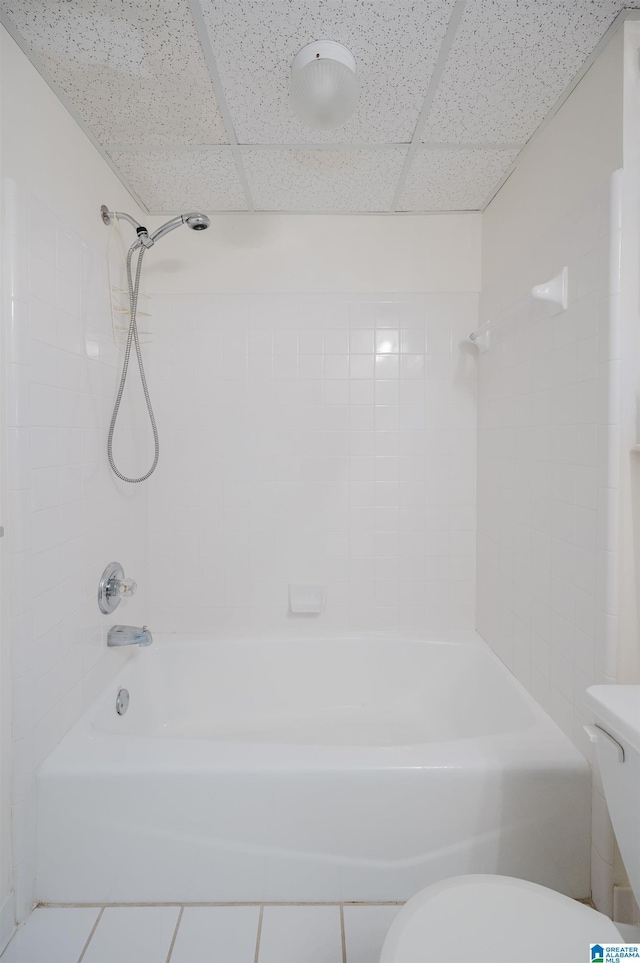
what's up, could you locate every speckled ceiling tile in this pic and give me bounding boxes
[242,147,407,211]
[422,0,640,144]
[0,0,229,146]
[107,150,247,212]
[398,147,519,211]
[200,0,457,144]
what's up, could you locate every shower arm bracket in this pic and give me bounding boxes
[100,205,150,238]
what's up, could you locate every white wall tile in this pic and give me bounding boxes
[8,364,30,427]
[146,292,477,637]
[31,508,60,555]
[8,491,31,554]
[7,238,28,301]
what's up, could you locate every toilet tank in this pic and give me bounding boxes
[586,686,640,905]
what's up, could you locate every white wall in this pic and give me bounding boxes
[0,27,150,923]
[478,26,627,917]
[0,34,12,949]
[617,20,640,688]
[142,212,481,295]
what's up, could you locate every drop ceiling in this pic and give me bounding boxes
[1,0,638,214]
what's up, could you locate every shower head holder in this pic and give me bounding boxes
[100,206,210,245]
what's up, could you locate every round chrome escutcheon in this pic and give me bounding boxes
[116,687,130,715]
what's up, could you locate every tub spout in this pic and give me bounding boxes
[107,624,153,647]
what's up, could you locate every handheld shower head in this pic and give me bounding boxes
[184,213,210,231]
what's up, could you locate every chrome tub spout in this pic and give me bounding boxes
[107,625,153,647]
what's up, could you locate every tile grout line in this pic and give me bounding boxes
[76,906,104,963]
[339,905,347,963]
[389,0,468,213]
[253,905,264,963]
[39,900,406,908]
[165,905,184,963]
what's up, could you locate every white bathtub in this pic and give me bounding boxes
[37,632,591,903]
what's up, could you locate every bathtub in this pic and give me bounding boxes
[36,632,591,903]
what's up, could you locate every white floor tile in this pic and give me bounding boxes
[258,906,342,963]
[82,906,180,963]
[170,907,260,963]
[343,905,401,963]
[0,907,99,963]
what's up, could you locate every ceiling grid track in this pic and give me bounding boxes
[103,142,525,154]
[389,0,468,213]
[188,0,255,212]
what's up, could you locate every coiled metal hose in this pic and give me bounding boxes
[107,241,159,483]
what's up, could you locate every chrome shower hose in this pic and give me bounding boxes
[107,242,159,483]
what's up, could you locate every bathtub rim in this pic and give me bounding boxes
[39,630,590,777]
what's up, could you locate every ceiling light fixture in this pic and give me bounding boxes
[290,40,359,130]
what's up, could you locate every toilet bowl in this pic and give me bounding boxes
[381,685,640,963]
[379,874,621,963]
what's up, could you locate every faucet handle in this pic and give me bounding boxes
[115,577,137,598]
[98,562,138,614]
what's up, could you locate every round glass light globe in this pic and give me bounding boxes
[290,41,359,130]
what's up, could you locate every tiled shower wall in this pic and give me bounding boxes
[4,179,149,917]
[145,293,478,636]
[476,173,622,914]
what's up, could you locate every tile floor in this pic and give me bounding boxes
[0,903,403,963]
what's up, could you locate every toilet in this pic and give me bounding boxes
[380,685,640,963]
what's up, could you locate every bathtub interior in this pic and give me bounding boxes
[89,634,536,746]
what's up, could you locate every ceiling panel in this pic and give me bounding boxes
[242,148,407,211]
[0,0,229,146]
[107,150,248,212]
[399,147,519,211]
[1,0,637,213]
[199,0,457,144]
[422,0,638,144]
